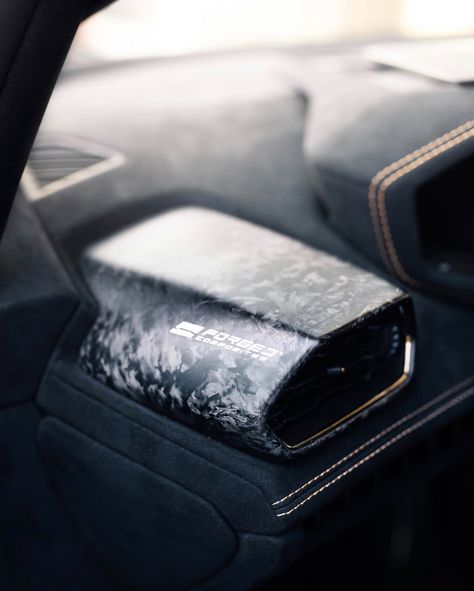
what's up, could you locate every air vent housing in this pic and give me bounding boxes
[22,136,124,200]
[268,304,412,448]
[79,208,415,459]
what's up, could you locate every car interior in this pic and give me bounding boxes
[1,1,473,590]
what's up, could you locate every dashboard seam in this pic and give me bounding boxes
[275,385,474,517]
[46,369,274,514]
[368,119,474,285]
[272,374,473,510]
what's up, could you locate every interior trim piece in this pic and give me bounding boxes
[78,208,414,458]
[0,0,94,240]
[283,335,414,449]
[22,136,125,201]
[273,374,474,506]
[273,376,474,516]
[368,118,474,287]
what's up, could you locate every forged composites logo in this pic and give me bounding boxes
[169,321,281,362]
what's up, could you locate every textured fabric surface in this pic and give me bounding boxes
[302,63,474,301]
[34,47,474,303]
[0,405,113,591]
[39,417,238,590]
[0,0,90,239]
[8,45,474,589]
[0,195,77,406]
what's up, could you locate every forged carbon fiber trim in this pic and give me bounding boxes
[79,208,414,458]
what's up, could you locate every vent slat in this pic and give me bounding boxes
[23,137,124,201]
[268,305,409,448]
[27,141,109,188]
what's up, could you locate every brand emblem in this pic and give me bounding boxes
[169,321,281,362]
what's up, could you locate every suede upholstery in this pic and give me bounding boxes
[2,44,473,590]
[303,63,474,302]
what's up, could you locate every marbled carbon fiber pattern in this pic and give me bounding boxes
[79,208,407,458]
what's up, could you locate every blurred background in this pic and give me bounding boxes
[71,0,474,64]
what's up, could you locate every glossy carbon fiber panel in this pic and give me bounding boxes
[79,208,414,458]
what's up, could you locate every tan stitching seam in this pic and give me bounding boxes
[368,119,474,283]
[377,128,474,285]
[276,386,474,517]
[272,375,473,507]
[370,120,474,189]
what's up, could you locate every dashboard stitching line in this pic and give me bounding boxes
[272,375,473,507]
[275,385,474,517]
[368,119,474,284]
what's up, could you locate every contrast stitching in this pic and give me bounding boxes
[272,375,473,507]
[370,120,474,189]
[368,119,474,262]
[377,128,474,284]
[368,119,474,282]
[276,386,474,517]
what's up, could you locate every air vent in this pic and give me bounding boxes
[416,153,474,276]
[22,136,125,200]
[268,304,413,449]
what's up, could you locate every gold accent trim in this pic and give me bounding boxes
[281,335,414,450]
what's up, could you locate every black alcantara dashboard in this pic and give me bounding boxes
[2,40,473,590]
